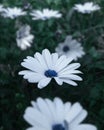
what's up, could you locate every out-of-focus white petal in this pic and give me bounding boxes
[71,124,97,130]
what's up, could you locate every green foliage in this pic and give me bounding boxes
[0,0,104,130]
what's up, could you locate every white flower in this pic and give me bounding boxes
[30,8,62,20]
[19,49,82,89]
[55,36,85,61]
[24,97,97,130]
[2,7,27,19]
[74,2,100,14]
[16,25,34,50]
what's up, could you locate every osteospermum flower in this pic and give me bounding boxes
[19,49,82,89]
[24,97,97,130]
[55,35,85,61]
[2,7,27,19]
[30,8,62,20]
[74,2,100,14]
[16,24,34,50]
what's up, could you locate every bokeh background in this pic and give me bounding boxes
[0,0,104,130]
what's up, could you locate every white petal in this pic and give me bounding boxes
[42,49,52,68]
[21,56,44,73]
[51,53,58,69]
[24,107,50,128]
[59,69,82,75]
[34,52,48,70]
[55,55,66,68]
[19,70,45,83]
[54,98,64,123]
[56,57,73,72]
[65,102,83,123]
[64,102,71,118]
[70,110,88,127]
[38,78,51,89]
[59,74,82,81]
[45,99,57,122]
[64,63,81,70]
[54,77,63,85]
[65,35,72,43]
[36,98,52,122]
[61,79,78,86]
[31,101,37,108]
[71,124,97,130]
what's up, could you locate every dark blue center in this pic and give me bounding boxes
[44,69,57,77]
[13,15,17,18]
[52,124,65,130]
[63,45,70,52]
[43,16,48,20]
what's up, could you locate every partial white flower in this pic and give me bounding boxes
[16,25,34,50]
[74,2,100,14]
[19,49,82,89]
[0,4,4,13]
[55,36,85,61]
[2,7,27,19]
[30,8,62,20]
[24,97,97,130]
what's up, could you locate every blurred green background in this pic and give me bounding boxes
[0,0,104,130]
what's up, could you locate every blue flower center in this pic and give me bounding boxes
[13,14,17,18]
[44,69,57,77]
[52,124,65,130]
[63,45,70,52]
[43,16,48,20]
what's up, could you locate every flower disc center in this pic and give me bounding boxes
[43,16,48,20]
[45,69,57,77]
[52,124,65,130]
[63,45,70,52]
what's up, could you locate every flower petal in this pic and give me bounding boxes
[70,110,88,127]
[42,49,52,68]
[59,74,82,81]
[61,79,78,86]
[19,70,45,83]
[65,102,83,123]
[71,124,97,130]
[36,98,53,122]
[24,107,50,128]
[54,77,63,85]
[54,98,64,123]
[38,78,51,89]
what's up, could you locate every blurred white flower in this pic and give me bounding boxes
[30,8,62,20]
[0,4,4,13]
[2,7,27,19]
[19,49,82,89]
[55,36,85,61]
[16,25,34,50]
[24,97,97,130]
[74,2,100,14]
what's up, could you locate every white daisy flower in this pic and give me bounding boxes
[55,36,85,61]
[2,7,27,19]
[24,97,97,130]
[19,49,82,89]
[16,25,34,50]
[74,2,100,14]
[30,8,62,20]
